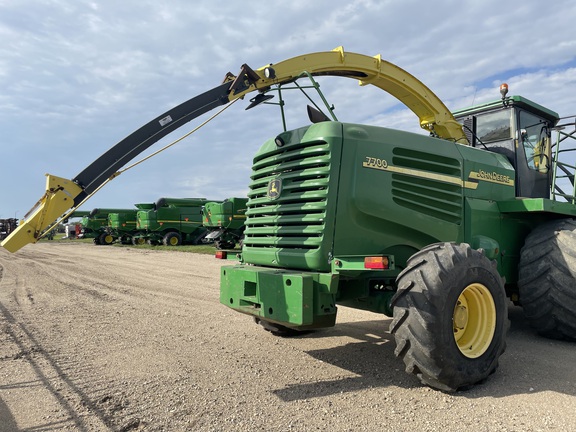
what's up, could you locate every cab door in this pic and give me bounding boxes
[515,109,552,198]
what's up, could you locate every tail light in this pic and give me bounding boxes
[364,256,389,270]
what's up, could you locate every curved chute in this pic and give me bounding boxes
[227,47,466,143]
[2,47,466,252]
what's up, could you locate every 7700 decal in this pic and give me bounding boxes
[362,156,388,170]
[361,155,479,190]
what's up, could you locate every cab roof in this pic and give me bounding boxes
[452,96,559,124]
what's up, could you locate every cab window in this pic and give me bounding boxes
[476,110,513,143]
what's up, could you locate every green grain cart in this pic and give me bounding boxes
[102,209,139,244]
[203,198,248,249]
[220,90,576,391]
[134,198,210,246]
[79,208,134,244]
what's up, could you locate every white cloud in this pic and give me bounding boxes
[1,0,576,217]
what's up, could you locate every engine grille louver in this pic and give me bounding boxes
[391,148,463,224]
[244,141,331,251]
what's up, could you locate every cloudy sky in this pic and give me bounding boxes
[1,0,576,219]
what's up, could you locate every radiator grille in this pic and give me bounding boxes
[244,141,331,251]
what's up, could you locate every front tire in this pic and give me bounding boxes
[518,218,576,340]
[254,317,303,337]
[390,242,508,391]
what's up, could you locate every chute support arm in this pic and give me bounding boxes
[226,47,468,144]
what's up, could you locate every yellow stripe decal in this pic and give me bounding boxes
[362,160,479,190]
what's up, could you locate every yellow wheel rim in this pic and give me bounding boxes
[169,236,178,246]
[453,283,496,358]
[104,235,113,244]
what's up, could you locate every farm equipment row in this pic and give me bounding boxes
[72,197,247,248]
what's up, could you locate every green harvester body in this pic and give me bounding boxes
[134,198,212,245]
[220,96,576,330]
[104,209,139,244]
[79,208,135,241]
[203,198,248,249]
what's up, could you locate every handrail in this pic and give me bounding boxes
[551,116,576,203]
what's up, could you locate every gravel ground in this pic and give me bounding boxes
[1,241,576,431]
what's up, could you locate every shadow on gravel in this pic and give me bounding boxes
[272,319,418,401]
[0,302,114,431]
[272,307,576,401]
[0,397,19,432]
[467,305,576,399]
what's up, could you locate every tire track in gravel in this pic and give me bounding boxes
[8,243,223,317]
[0,248,112,431]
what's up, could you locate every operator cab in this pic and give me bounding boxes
[453,86,559,198]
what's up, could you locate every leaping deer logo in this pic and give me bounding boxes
[267,179,282,200]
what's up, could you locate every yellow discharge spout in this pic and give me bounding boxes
[1,175,82,253]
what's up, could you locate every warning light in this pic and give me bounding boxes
[364,256,389,269]
[500,83,509,99]
[215,250,227,259]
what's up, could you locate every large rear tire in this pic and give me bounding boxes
[390,242,509,391]
[163,232,182,246]
[132,236,145,245]
[98,232,114,245]
[191,230,209,245]
[518,218,576,340]
[215,239,236,250]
